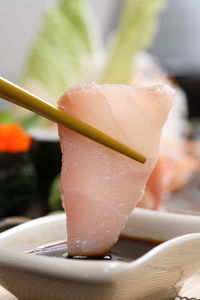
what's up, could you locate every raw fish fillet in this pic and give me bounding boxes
[58,82,173,256]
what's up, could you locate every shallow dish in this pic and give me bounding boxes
[0,208,200,299]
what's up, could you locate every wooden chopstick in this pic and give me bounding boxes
[0,77,146,163]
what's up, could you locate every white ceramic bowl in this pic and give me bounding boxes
[1,208,200,300]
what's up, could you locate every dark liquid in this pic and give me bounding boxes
[27,235,162,262]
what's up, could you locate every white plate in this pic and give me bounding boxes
[0,208,200,300]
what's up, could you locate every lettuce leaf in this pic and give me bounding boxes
[101,0,165,84]
[21,0,101,102]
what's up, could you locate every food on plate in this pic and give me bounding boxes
[58,82,173,256]
[0,124,37,217]
[0,124,31,153]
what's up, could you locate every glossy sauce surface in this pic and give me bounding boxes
[27,235,162,262]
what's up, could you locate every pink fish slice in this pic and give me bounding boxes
[58,82,174,256]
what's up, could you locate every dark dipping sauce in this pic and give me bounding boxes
[27,235,163,262]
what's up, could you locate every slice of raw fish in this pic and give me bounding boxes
[58,82,174,256]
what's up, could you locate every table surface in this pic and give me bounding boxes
[1,273,200,300]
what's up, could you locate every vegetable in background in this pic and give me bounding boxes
[48,175,62,211]
[20,0,165,127]
[0,111,14,124]
[21,0,101,102]
[101,0,165,84]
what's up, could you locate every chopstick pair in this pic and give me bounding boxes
[0,77,146,163]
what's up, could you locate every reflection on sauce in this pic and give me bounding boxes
[27,235,163,262]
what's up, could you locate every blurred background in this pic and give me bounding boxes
[1,0,200,115]
[1,0,200,75]
[1,0,200,225]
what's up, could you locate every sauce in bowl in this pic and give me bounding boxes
[27,235,162,262]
